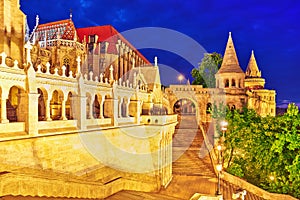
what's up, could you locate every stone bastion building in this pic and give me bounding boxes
[0,0,276,199]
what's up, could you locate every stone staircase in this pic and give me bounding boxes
[172,115,215,177]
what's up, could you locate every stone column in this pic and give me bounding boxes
[100,96,105,119]
[76,95,87,131]
[1,98,9,123]
[17,93,28,122]
[136,100,141,124]
[119,97,123,118]
[90,95,95,119]
[126,99,130,117]
[26,93,40,136]
[119,47,124,79]
[45,99,52,121]
[124,48,128,80]
[113,98,119,126]
[60,99,67,120]
[69,96,73,119]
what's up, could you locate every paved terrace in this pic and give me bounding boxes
[0,116,266,200]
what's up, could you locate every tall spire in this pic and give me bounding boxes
[244,50,265,89]
[245,50,261,78]
[69,8,73,20]
[217,32,244,74]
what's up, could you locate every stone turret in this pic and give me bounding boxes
[215,32,245,88]
[0,0,26,63]
[244,50,265,89]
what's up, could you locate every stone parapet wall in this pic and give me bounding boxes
[222,172,298,200]
[0,172,158,199]
[0,120,177,198]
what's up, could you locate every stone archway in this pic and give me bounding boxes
[38,88,47,121]
[7,86,26,122]
[66,92,75,120]
[93,94,100,118]
[173,98,196,116]
[50,90,64,120]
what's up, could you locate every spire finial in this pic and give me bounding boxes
[35,15,39,27]
[229,32,231,37]
[69,8,73,20]
[154,56,158,67]
[251,50,254,55]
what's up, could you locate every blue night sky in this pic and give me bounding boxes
[20,0,300,107]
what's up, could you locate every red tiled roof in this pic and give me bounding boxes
[35,19,76,41]
[76,25,150,64]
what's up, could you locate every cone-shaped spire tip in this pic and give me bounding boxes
[246,50,261,78]
[217,32,244,74]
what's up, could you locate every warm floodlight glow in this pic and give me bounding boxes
[178,74,184,84]
[269,175,275,181]
[217,145,222,151]
[221,120,228,131]
[216,164,223,172]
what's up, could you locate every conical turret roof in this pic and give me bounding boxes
[245,50,261,78]
[217,32,244,74]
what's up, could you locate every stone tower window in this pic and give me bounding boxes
[206,103,212,114]
[232,79,236,87]
[231,105,236,111]
[225,79,229,88]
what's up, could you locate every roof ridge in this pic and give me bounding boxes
[37,19,71,28]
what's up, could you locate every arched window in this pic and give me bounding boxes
[225,79,229,88]
[231,105,236,111]
[232,79,236,87]
[206,103,212,114]
[63,57,70,77]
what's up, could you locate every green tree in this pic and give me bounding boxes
[212,103,300,198]
[191,52,222,87]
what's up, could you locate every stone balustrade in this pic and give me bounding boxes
[0,49,164,140]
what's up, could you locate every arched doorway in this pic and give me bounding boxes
[66,92,74,120]
[93,95,100,118]
[7,86,26,122]
[103,94,112,118]
[50,90,63,120]
[38,88,47,121]
[173,98,196,116]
